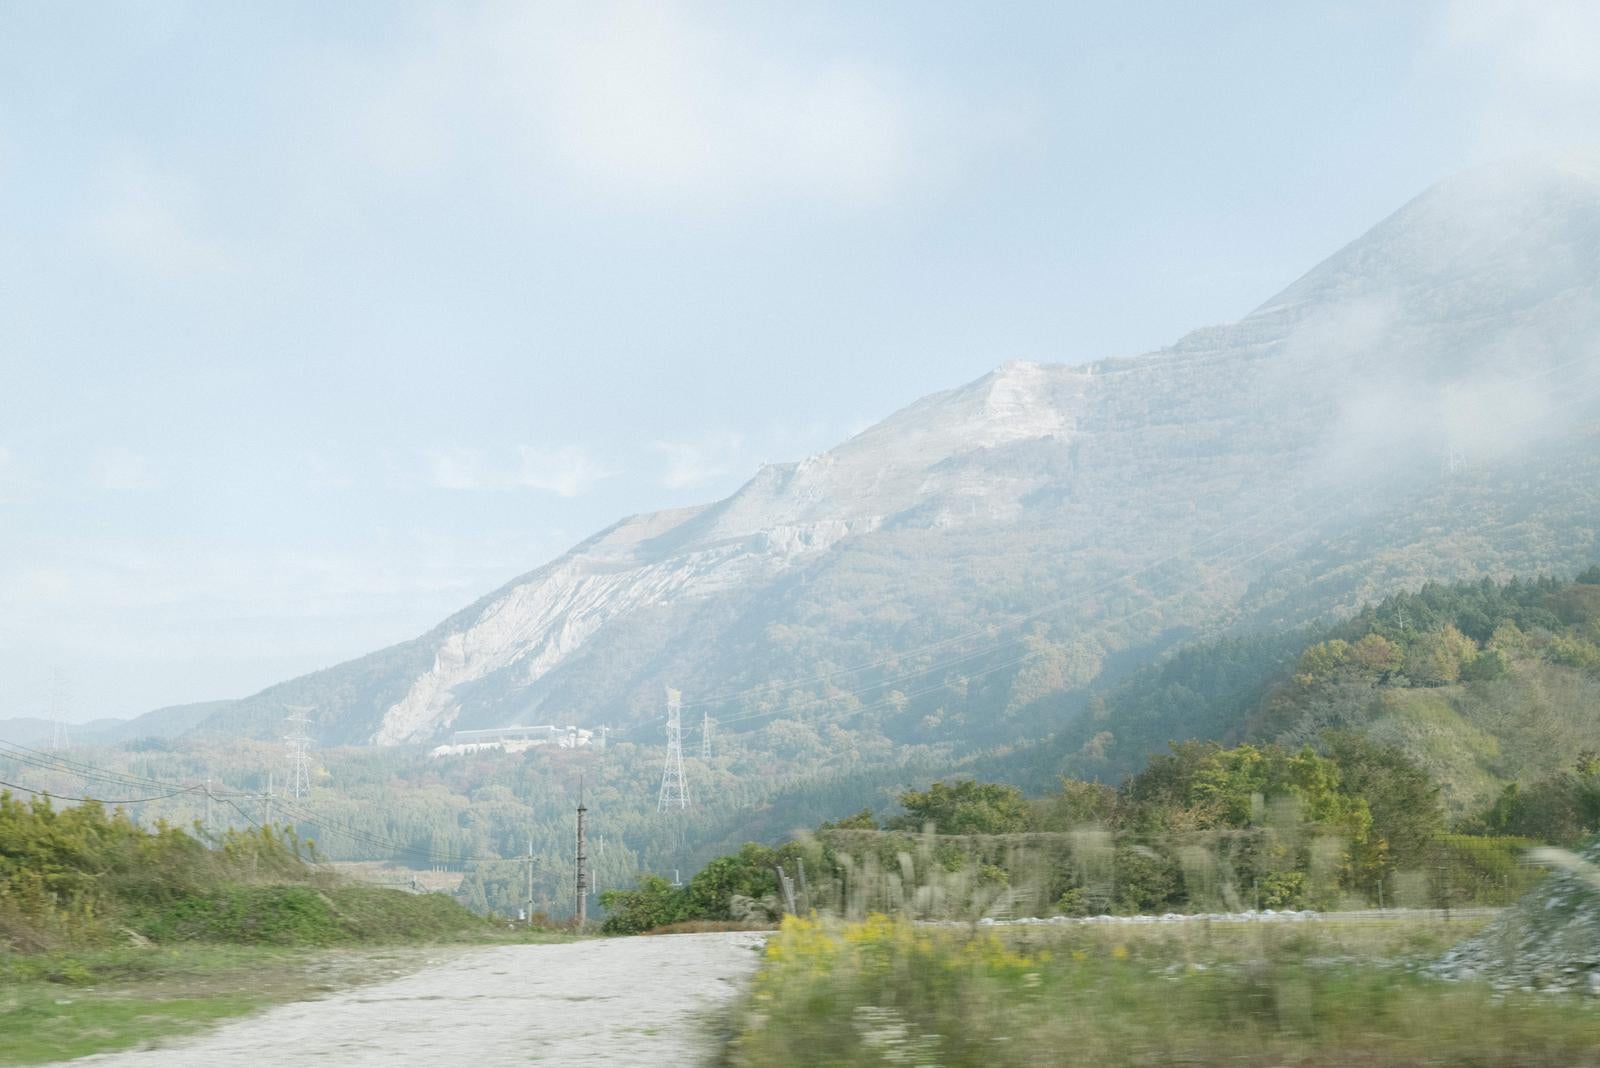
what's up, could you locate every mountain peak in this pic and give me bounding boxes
[139,164,1600,748]
[1257,154,1600,322]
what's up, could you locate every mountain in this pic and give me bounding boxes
[0,716,122,749]
[143,158,1600,749]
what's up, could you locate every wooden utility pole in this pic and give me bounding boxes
[525,836,535,926]
[576,780,589,928]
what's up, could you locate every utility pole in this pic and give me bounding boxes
[576,779,589,928]
[264,771,274,828]
[526,835,535,927]
[204,776,213,834]
[657,687,690,811]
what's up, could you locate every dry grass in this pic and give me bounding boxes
[722,913,1600,1067]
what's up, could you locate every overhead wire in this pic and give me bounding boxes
[0,733,513,866]
[0,778,203,805]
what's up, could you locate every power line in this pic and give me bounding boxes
[0,739,181,789]
[0,739,513,867]
[0,740,258,798]
[0,778,202,805]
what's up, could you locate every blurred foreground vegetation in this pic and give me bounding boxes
[722,914,1600,1067]
[0,791,540,1064]
[5,571,1597,930]
[601,732,1553,931]
[0,791,491,952]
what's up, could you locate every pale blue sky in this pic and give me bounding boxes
[2,1,1596,721]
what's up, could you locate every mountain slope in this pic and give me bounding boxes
[149,158,1600,749]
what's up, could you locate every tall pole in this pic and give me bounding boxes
[526,835,535,927]
[657,687,690,811]
[576,779,589,928]
[284,706,315,799]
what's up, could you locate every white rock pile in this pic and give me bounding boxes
[1434,839,1600,995]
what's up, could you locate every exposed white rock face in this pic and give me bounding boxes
[360,160,1600,744]
[372,515,885,744]
[368,362,1114,743]
[132,160,1600,749]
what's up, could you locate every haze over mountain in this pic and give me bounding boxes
[131,158,1600,750]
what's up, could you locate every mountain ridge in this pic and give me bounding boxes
[123,160,1600,750]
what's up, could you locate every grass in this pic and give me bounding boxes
[0,944,345,1064]
[722,913,1600,1067]
[0,929,580,1065]
[129,882,495,945]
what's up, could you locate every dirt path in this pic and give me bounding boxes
[54,932,766,1067]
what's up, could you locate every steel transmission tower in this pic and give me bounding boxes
[284,707,315,799]
[46,668,71,751]
[657,687,690,811]
[701,707,713,760]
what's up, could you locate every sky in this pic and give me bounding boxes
[2,0,1598,723]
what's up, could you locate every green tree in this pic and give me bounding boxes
[894,780,1027,835]
[681,843,779,920]
[598,875,684,934]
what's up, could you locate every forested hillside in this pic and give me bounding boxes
[12,571,1595,922]
[1015,570,1600,816]
[99,160,1600,753]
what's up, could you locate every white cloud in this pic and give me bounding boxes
[421,446,492,491]
[421,444,612,496]
[0,446,15,503]
[1431,2,1600,155]
[83,157,230,278]
[517,444,613,497]
[515,4,914,204]
[654,431,743,490]
[90,447,162,492]
[318,2,999,210]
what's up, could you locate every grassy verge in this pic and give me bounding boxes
[722,914,1600,1067]
[0,944,366,1064]
[0,928,578,1065]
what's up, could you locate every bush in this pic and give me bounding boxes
[0,791,486,950]
[599,875,685,934]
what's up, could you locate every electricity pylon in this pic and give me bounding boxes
[701,708,713,760]
[657,688,690,811]
[46,668,71,751]
[284,706,315,799]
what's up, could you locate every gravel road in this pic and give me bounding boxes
[54,932,766,1067]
